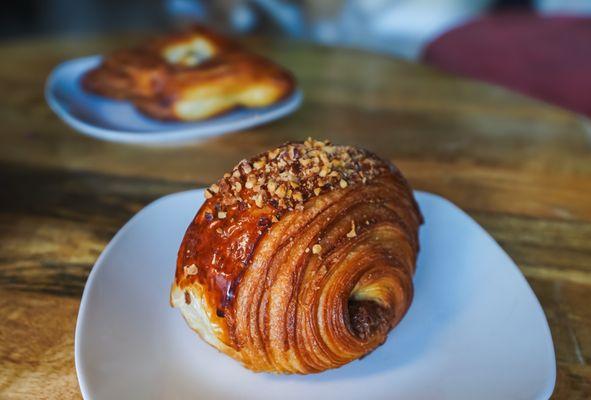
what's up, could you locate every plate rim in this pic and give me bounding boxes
[74,189,556,399]
[45,55,303,144]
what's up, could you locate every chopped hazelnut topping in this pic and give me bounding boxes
[205,138,390,221]
[312,244,322,254]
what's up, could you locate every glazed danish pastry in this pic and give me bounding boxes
[82,27,295,121]
[134,52,295,121]
[171,139,422,373]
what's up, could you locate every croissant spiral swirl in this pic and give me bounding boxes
[171,139,422,374]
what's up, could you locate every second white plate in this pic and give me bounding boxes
[45,56,303,144]
[75,190,556,399]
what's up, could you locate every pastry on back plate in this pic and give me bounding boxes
[82,26,295,121]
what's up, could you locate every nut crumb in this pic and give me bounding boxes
[312,244,322,254]
[267,180,277,194]
[217,211,227,219]
[346,221,357,238]
[254,194,263,208]
[242,162,252,174]
[184,264,198,275]
[275,184,286,198]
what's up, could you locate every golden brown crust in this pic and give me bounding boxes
[81,48,169,99]
[81,26,295,121]
[133,51,294,121]
[172,140,422,373]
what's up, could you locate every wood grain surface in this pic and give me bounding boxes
[0,33,590,398]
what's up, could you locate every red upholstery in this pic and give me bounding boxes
[423,12,591,117]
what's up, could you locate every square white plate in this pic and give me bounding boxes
[75,190,556,399]
[45,56,302,144]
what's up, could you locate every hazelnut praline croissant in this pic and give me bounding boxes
[171,139,422,374]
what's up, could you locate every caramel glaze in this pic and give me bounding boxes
[177,198,274,314]
[175,140,422,350]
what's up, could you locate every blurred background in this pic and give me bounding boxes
[2,0,591,117]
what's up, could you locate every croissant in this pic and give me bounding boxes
[170,139,422,374]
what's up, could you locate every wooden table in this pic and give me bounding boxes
[0,34,590,399]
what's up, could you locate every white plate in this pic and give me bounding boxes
[45,56,303,144]
[75,190,556,399]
